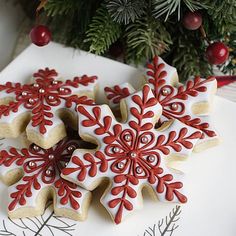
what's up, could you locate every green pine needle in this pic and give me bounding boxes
[207,0,236,34]
[171,28,212,79]
[125,16,172,63]
[85,7,122,54]
[44,0,83,16]
[152,0,209,21]
[222,32,236,75]
[183,0,209,12]
[17,0,235,77]
[106,0,146,24]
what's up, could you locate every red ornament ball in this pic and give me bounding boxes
[30,25,51,47]
[182,11,202,30]
[206,42,229,65]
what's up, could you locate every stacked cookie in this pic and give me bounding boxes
[0,69,97,221]
[0,56,219,224]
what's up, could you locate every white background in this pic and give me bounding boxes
[0,0,24,71]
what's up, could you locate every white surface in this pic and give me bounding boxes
[0,42,235,236]
[0,1,24,71]
[217,82,236,102]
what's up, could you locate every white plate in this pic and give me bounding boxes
[0,42,235,236]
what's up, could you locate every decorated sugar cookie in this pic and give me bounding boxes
[62,85,202,224]
[0,138,91,220]
[105,56,219,152]
[0,68,97,149]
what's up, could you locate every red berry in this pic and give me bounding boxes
[30,25,51,47]
[206,42,229,65]
[182,11,202,30]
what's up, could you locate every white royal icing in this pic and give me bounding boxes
[62,84,201,224]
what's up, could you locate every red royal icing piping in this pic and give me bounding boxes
[147,56,216,138]
[0,68,97,134]
[0,138,83,211]
[104,56,217,139]
[104,85,132,104]
[63,85,202,224]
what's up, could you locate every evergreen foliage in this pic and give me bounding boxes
[125,16,171,63]
[152,0,208,21]
[171,26,212,78]
[106,0,146,24]
[17,0,236,79]
[85,7,122,54]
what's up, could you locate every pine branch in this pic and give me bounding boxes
[158,205,181,235]
[171,27,212,79]
[43,0,100,49]
[125,16,172,63]
[152,0,209,21]
[106,0,146,24]
[15,0,236,77]
[206,0,236,34]
[183,0,209,12]
[44,0,83,16]
[141,205,182,236]
[222,32,236,75]
[200,0,236,75]
[85,7,122,54]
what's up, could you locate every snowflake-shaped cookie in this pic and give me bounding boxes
[105,56,219,151]
[0,138,91,220]
[61,85,202,224]
[0,68,97,149]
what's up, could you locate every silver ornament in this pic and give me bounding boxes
[161,88,169,96]
[130,152,137,158]
[48,154,54,160]
[136,166,143,174]
[68,146,75,151]
[33,145,40,151]
[141,136,148,143]
[39,88,45,93]
[28,161,36,168]
[21,91,27,96]
[147,155,155,162]
[113,147,120,153]
[46,169,52,175]
[28,98,34,104]
[124,134,131,141]
[117,162,125,169]
[171,103,178,110]
[52,80,58,85]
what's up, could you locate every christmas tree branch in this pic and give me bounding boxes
[106,0,146,24]
[85,6,122,54]
[152,0,209,21]
[125,16,172,63]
